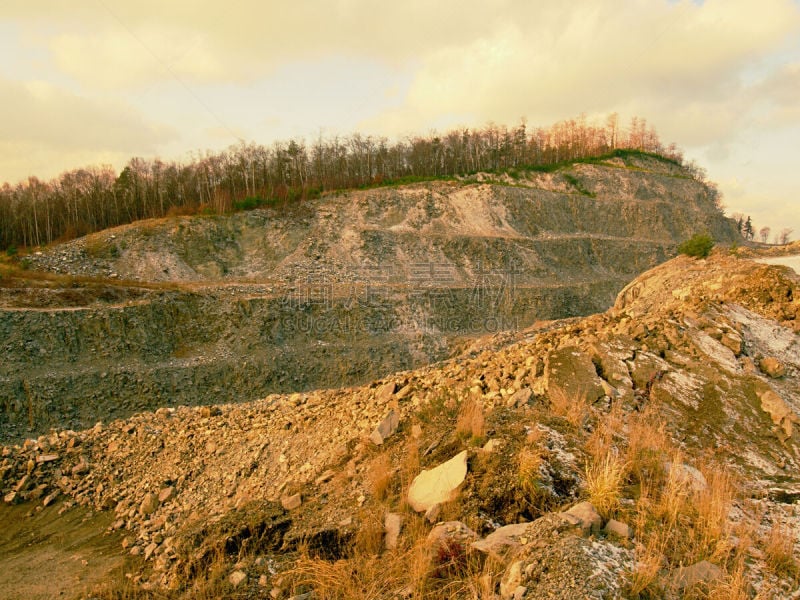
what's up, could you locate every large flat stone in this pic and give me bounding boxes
[407,450,468,513]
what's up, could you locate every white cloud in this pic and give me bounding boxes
[0,77,174,181]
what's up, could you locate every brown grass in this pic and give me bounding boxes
[764,523,798,578]
[367,453,393,502]
[707,563,751,600]
[455,397,485,442]
[652,452,692,529]
[626,528,665,598]
[548,385,589,427]
[625,408,670,486]
[584,451,627,520]
[692,467,736,561]
[353,508,387,556]
[517,446,544,506]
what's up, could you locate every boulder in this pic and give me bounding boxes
[759,389,797,438]
[281,493,302,511]
[672,560,722,592]
[563,502,602,535]
[376,382,396,403]
[427,521,479,553]
[158,486,175,503]
[229,570,247,588]
[507,387,532,408]
[384,512,403,550]
[369,409,400,445]
[759,357,786,378]
[544,347,606,403]
[407,451,468,512]
[472,522,531,557]
[603,519,631,538]
[720,332,742,355]
[139,492,159,516]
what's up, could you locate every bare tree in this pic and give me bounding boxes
[0,114,698,250]
[759,226,771,243]
[779,228,793,245]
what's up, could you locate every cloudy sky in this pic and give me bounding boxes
[2,0,799,237]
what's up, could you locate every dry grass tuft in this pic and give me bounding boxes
[625,408,670,486]
[693,467,736,561]
[353,508,388,558]
[291,550,405,599]
[455,397,485,442]
[652,452,692,529]
[627,529,665,599]
[367,453,394,502]
[764,523,798,578]
[584,451,627,520]
[548,385,589,427]
[707,563,751,600]
[517,446,544,503]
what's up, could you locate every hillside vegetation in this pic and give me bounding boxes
[0,115,705,251]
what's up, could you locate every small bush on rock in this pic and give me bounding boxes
[678,233,714,258]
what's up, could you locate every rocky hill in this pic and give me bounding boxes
[1,249,798,599]
[0,153,737,441]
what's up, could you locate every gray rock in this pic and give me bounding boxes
[472,522,531,557]
[500,560,523,599]
[143,542,159,560]
[507,387,532,408]
[673,560,722,591]
[427,521,479,552]
[564,502,602,535]
[158,486,175,503]
[376,382,396,402]
[384,512,403,550]
[369,409,400,445]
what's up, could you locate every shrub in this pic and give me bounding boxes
[677,233,714,258]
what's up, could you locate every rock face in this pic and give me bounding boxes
[1,154,737,440]
[0,251,798,598]
[407,451,468,512]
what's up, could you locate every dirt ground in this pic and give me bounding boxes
[0,503,128,600]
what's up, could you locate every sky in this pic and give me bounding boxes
[1,0,799,238]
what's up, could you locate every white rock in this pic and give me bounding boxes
[407,450,468,512]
